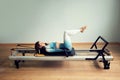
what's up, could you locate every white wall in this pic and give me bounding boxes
[0,0,120,43]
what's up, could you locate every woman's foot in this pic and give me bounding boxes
[80,26,87,33]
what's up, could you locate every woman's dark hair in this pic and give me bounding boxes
[34,41,40,53]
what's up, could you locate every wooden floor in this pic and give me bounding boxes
[0,43,120,80]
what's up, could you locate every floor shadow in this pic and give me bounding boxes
[93,61,103,69]
[20,61,65,68]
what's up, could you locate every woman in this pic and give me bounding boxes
[35,26,87,55]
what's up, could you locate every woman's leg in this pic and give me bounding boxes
[64,26,87,50]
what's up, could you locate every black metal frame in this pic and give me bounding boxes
[86,36,110,69]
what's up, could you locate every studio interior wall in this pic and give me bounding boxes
[0,0,120,43]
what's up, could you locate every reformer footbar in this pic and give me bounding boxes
[9,36,113,69]
[84,36,111,69]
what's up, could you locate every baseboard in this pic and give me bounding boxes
[109,42,120,45]
[0,42,119,46]
[118,42,120,45]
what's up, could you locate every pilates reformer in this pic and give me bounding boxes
[9,36,113,69]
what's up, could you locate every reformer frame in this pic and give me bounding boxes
[9,36,113,69]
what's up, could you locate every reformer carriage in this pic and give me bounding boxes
[9,36,113,69]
